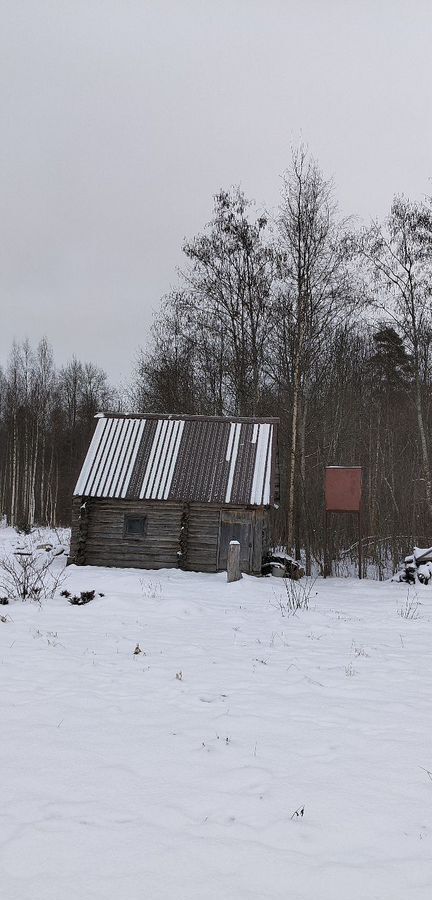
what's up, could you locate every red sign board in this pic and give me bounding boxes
[325,467,362,512]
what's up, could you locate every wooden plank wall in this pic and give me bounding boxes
[252,509,266,574]
[186,506,269,574]
[186,505,220,572]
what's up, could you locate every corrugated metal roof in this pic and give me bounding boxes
[74,415,278,506]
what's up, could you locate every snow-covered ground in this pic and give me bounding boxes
[1,527,432,900]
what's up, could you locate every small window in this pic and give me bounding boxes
[124,515,147,538]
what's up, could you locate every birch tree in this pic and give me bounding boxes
[276,147,355,554]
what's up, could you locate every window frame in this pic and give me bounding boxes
[123,514,148,540]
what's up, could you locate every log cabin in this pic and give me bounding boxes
[69,413,280,574]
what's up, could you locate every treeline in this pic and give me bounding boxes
[0,340,119,529]
[1,147,432,575]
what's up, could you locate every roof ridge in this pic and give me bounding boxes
[96,412,280,424]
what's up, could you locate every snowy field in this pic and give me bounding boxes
[1,527,432,900]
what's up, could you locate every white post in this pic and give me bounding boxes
[227,540,242,583]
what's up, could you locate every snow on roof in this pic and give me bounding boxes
[74,414,278,506]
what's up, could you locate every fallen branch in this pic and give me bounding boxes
[290,805,305,820]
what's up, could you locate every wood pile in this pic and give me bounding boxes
[262,553,305,580]
[395,547,432,585]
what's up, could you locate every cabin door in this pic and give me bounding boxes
[218,511,254,573]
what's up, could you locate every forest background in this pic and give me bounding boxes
[2,148,432,577]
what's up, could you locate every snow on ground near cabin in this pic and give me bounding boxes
[1,528,432,899]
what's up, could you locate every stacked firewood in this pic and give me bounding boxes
[262,553,305,580]
[395,547,432,585]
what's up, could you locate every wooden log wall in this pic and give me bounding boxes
[70,498,182,569]
[69,498,271,574]
[69,498,80,559]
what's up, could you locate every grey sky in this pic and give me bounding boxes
[1,0,431,384]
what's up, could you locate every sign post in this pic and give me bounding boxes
[325,467,363,579]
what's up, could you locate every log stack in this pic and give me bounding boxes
[262,553,305,580]
[395,546,432,585]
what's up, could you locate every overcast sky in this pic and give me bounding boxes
[1,0,431,384]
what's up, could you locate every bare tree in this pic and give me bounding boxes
[131,293,198,415]
[275,147,356,555]
[182,188,276,415]
[360,196,432,521]
[0,342,116,528]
